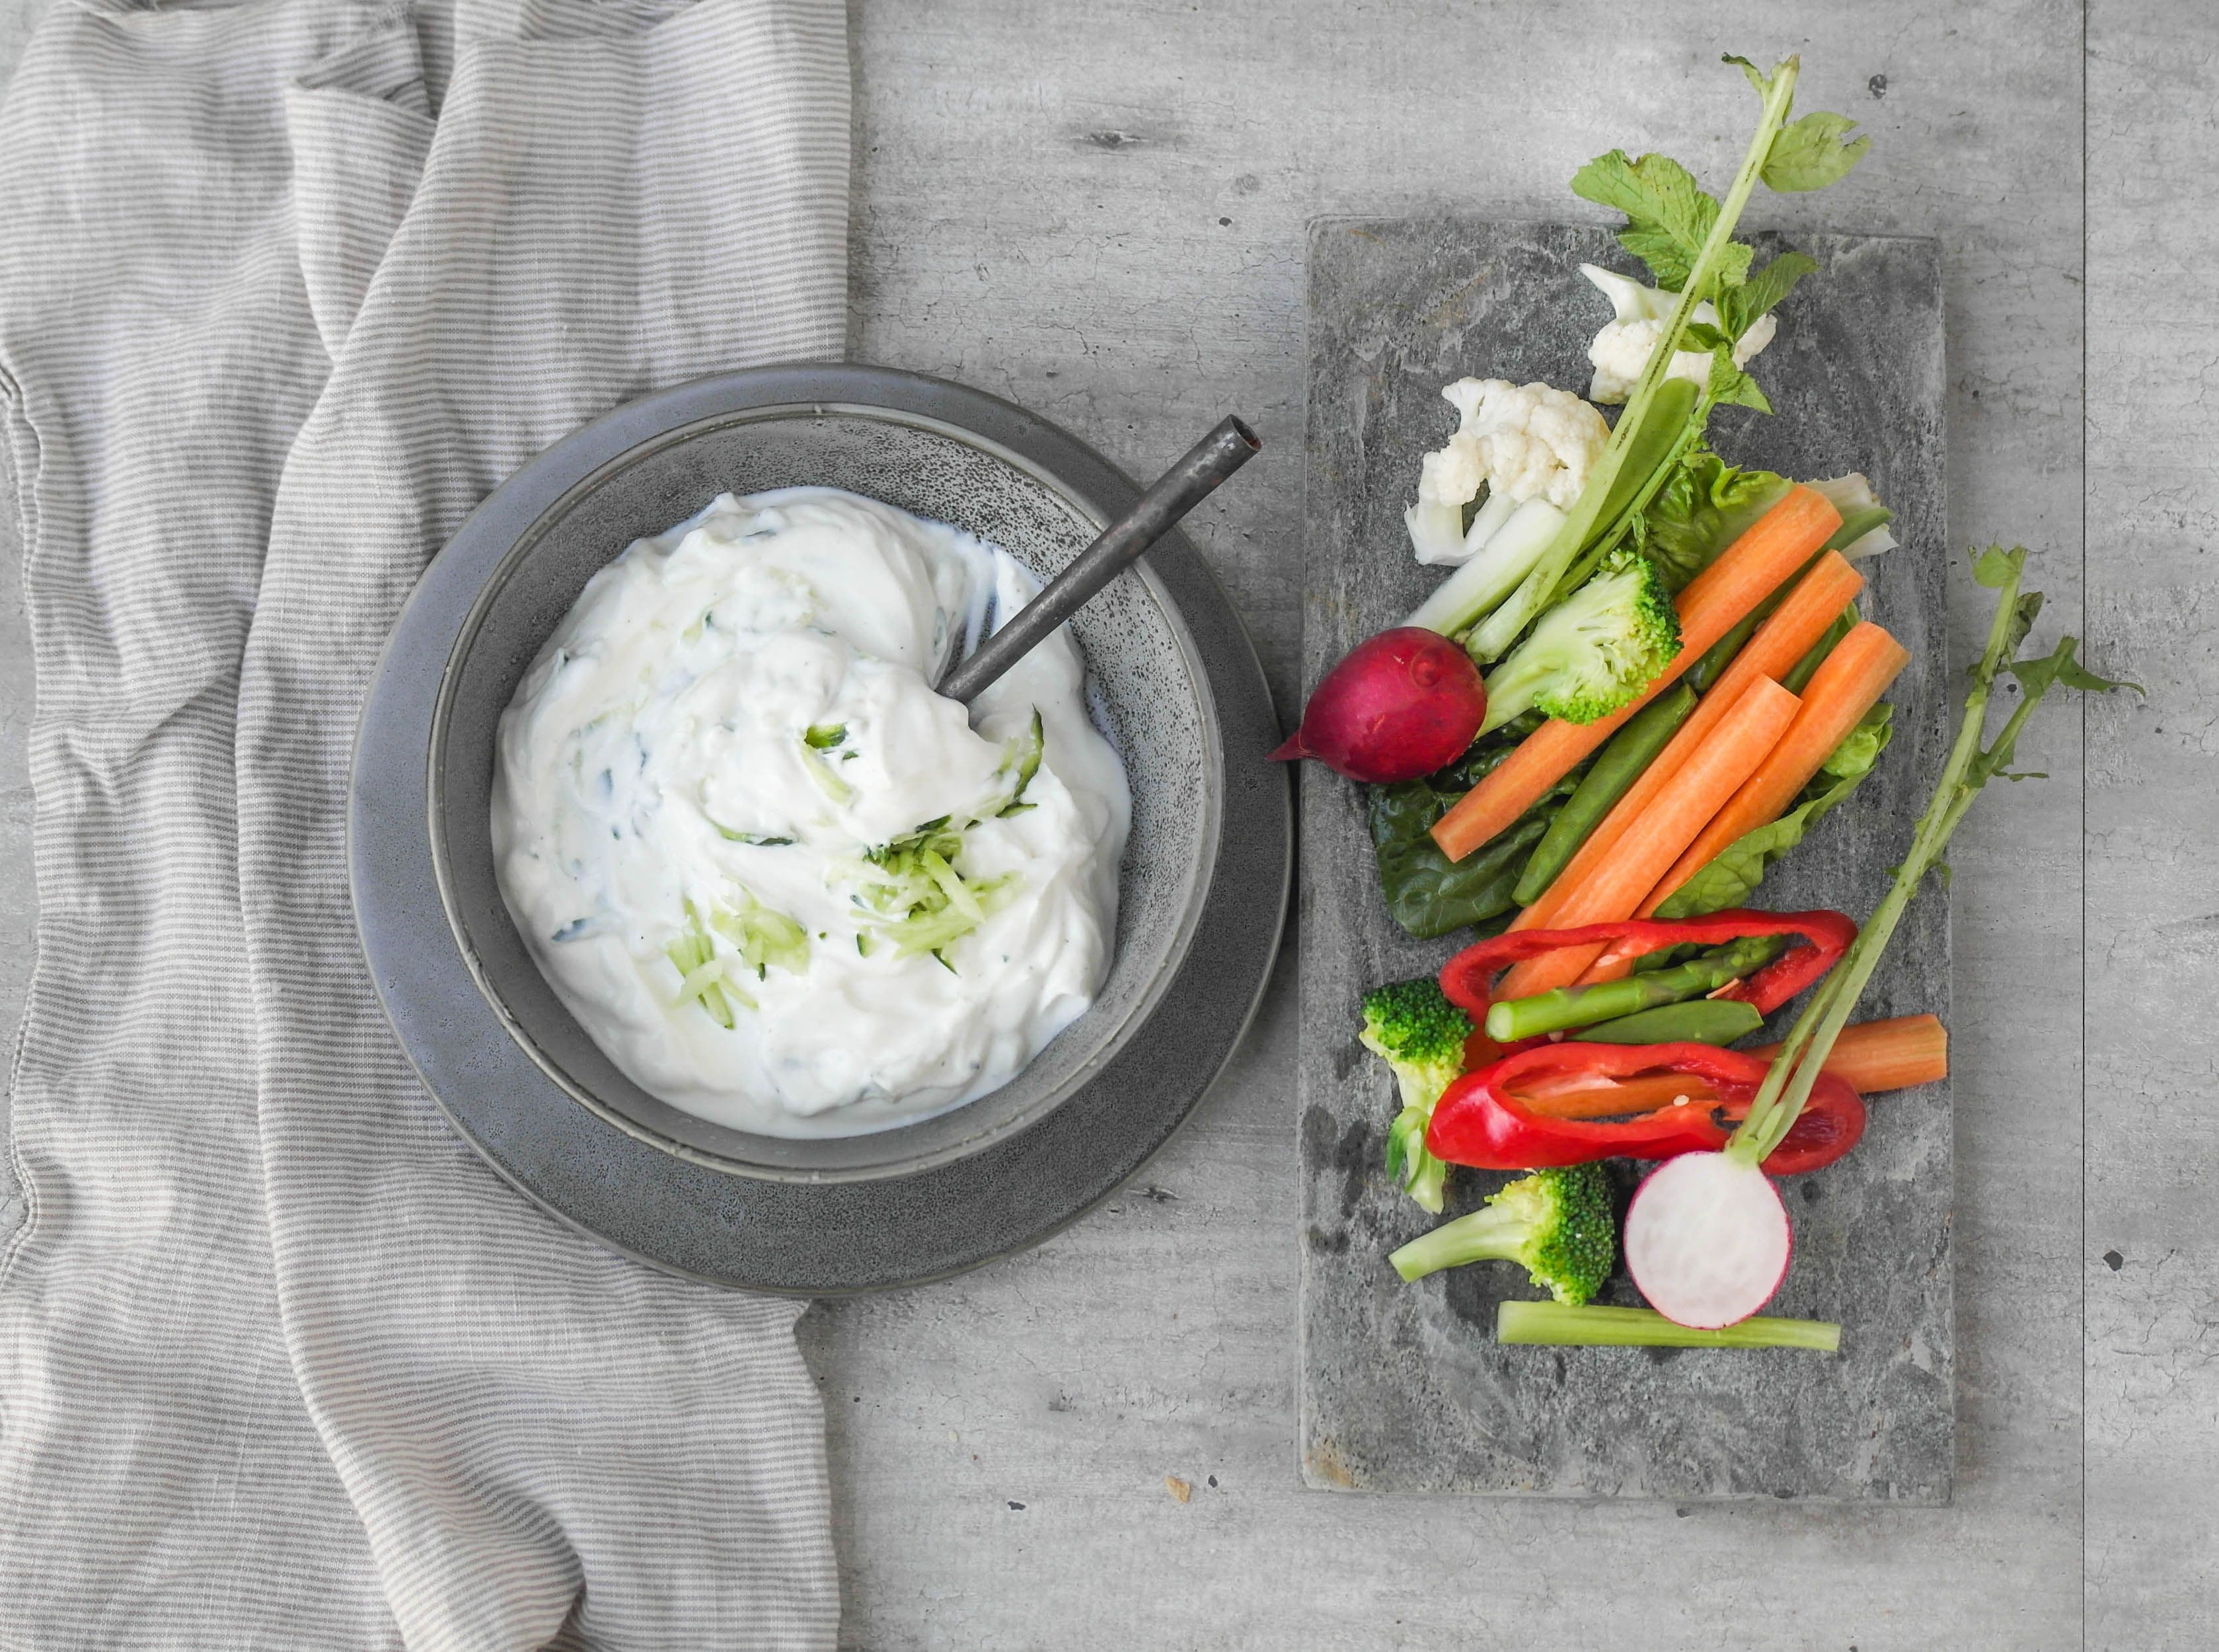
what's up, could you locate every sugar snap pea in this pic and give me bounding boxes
[1571,998,1766,1045]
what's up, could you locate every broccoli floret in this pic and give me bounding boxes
[1478,550,1681,730]
[1359,977,1473,1215]
[1388,1164,1616,1306]
[1359,977,1469,1102]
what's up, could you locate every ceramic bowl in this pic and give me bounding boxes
[428,396,1219,1180]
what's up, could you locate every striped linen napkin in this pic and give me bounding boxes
[0,1,846,1643]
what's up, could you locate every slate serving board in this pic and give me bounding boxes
[1295,220,1953,1503]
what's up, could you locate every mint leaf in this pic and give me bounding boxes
[1571,150,1752,294]
[1706,346,1773,413]
[1763,110,1871,192]
[1718,250,1818,339]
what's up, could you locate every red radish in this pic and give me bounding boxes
[1623,1151,1792,1329]
[1271,626,1486,782]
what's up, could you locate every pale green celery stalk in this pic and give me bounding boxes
[1466,61,1805,663]
[1406,496,1566,636]
[1498,1300,1840,1352]
[1729,549,2128,1164]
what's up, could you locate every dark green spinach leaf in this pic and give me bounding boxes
[1370,729,1585,940]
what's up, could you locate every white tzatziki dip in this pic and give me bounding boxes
[491,488,1132,1137]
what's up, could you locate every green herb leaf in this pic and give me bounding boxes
[1571,151,1752,295]
[1972,637,2142,784]
[1727,546,2134,1166]
[1370,737,1584,938]
[1762,110,1871,192]
[1717,249,1818,339]
[1973,544,2027,588]
[1723,53,1774,98]
[2006,636,2142,701]
[1705,346,1774,414]
[804,723,847,749]
[1981,590,2045,669]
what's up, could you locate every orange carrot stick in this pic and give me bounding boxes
[1512,1072,1719,1119]
[1429,485,1843,863]
[1513,549,1865,934]
[1641,620,1912,916]
[1493,676,1801,999]
[1750,1013,1947,1094]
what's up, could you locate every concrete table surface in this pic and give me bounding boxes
[0,2,2205,1647]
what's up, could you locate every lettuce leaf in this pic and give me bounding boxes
[1626,447,1792,591]
[1652,703,1894,919]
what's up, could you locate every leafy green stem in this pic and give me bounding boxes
[1730,548,2135,1163]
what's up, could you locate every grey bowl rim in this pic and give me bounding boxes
[346,362,1291,1294]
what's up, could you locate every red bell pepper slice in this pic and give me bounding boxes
[1425,1040,1866,1177]
[1439,909,1858,1024]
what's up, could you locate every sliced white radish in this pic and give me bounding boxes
[1623,1152,1792,1329]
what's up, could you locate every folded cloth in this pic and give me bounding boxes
[0,1,847,1645]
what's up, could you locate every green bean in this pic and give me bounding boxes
[1687,603,1768,695]
[1511,683,1697,907]
[1571,998,1765,1046]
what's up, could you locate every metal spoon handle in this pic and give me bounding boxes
[942,414,1261,705]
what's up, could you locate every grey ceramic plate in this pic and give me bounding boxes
[350,365,1289,1294]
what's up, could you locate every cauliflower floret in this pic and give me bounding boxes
[1415,437,1488,518]
[1443,379,1608,511]
[1406,378,1608,566]
[1582,264,1776,404]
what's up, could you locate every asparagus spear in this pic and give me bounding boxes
[1486,932,1787,1041]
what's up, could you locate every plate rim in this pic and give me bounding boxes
[348,361,1291,1294]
